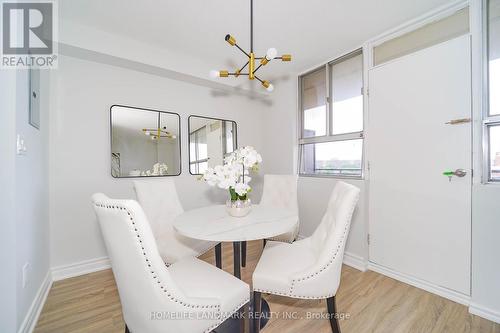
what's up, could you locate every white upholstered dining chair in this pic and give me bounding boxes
[240,174,299,269]
[92,193,249,333]
[260,174,299,243]
[133,179,222,267]
[252,181,360,333]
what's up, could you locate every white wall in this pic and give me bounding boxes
[0,69,51,332]
[15,69,51,331]
[471,185,500,320]
[49,55,270,269]
[0,69,19,333]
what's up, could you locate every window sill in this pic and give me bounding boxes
[299,173,364,181]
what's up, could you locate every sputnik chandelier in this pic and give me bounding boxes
[210,0,292,92]
[142,113,177,140]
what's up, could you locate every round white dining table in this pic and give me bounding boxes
[174,204,297,331]
[174,204,297,241]
[174,204,298,278]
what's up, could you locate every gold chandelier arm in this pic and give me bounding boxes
[253,62,264,74]
[239,61,249,72]
[224,34,251,58]
[275,54,292,61]
[228,72,249,76]
[253,75,264,83]
[234,43,250,58]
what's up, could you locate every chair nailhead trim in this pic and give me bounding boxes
[253,287,336,299]
[94,201,222,311]
[253,193,359,299]
[205,297,250,333]
[287,195,359,296]
[164,242,218,265]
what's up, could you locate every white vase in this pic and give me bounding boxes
[226,199,252,217]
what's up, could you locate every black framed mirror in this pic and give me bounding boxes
[110,105,181,178]
[188,115,237,175]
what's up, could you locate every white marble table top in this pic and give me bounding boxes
[173,204,298,242]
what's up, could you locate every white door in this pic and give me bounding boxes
[368,35,471,295]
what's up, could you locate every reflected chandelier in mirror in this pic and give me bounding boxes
[110,105,181,178]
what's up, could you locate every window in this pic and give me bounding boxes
[299,50,364,177]
[489,125,500,181]
[301,68,327,138]
[486,0,500,181]
[373,7,469,66]
[189,126,208,174]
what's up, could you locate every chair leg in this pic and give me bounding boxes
[326,296,341,333]
[241,241,247,267]
[254,291,262,333]
[215,243,222,269]
[239,303,247,333]
[233,242,241,279]
[263,239,267,248]
[125,324,130,333]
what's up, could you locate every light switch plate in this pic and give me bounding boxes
[17,135,27,155]
[22,262,30,288]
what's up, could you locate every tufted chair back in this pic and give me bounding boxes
[133,178,184,237]
[260,174,299,214]
[92,194,220,333]
[290,181,360,298]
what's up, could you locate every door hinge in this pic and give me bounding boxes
[367,234,370,245]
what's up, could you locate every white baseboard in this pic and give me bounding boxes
[368,261,470,306]
[51,256,110,281]
[343,251,368,272]
[18,271,53,333]
[469,303,500,324]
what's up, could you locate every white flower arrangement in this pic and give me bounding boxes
[201,146,262,200]
[141,162,168,176]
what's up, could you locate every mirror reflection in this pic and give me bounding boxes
[111,105,181,177]
[188,116,237,174]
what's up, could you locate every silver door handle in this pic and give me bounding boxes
[453,169,467,177]
[443,169,467,180]
[445,118,471,125]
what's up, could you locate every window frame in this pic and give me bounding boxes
[483,0,500,183]
[189,126,209,175]
[298,48,365,179]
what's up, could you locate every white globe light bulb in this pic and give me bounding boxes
[266,84,274,92]
[209,70,219,78]
[266,48,278,60]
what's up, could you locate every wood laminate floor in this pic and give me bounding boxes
[35,241,500,333]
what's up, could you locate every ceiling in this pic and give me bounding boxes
[61,0,455,82]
